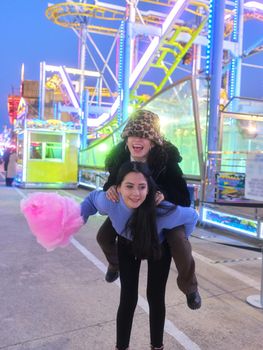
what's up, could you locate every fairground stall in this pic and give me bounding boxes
[14,117,81,189]
[200,97,263,241]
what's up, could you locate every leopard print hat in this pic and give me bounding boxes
[121,109,163,145]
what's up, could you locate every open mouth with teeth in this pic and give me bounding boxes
[132,144,143,151]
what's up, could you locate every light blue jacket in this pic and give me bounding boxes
[81,190,198,242]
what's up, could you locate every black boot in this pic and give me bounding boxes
[186,291,201,310]
[105,265,119,283]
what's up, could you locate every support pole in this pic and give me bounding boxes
[81,89,89,150]
[122,20,132,123]
[246,248,263,309]
[121,0,136,123]
[39,61,46,120]
[206,0,226,201]
[207,0,226,153]
[79,25,87,120]
[233,0,244,99]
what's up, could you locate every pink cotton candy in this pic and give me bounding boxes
[20,192,84,251]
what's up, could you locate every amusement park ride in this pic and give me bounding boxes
[6,1,263,242]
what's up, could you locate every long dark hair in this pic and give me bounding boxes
[115,161,162,260]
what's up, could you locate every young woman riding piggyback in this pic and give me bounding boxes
[97,109,201,310]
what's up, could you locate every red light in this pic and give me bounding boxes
[7,95,21,124]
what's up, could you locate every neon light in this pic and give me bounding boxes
[97,143,109,152]
[129,37,159,87]
[202,208,258,237]
[96,0,125,12]
[66,67,100,78]
[45,64,99,77]
[162,0,188,33]
[229,0,238,99]
[232,0,238,42]
[17,97,28,119]
[23,131,28,182]
[118,21,125,126]
[230,59,236,98]
[110,96,120,117]
[205,0,214,75]
[87,113,110,127]
[224,14,232,21]
[244,1,263,11]
[58,66,80,110]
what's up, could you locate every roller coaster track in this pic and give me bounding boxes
[130,19,207,105]
[46,1,208,34]
[46,1,262,133]
[46,0,209,134]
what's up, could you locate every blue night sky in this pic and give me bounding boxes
[0,0,262,131]
[0,1,78,130]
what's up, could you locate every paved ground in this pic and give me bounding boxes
[0,170,263,350]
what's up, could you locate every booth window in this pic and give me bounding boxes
[45,142,62,159]
[29,133,63,161]
[30,142,42,159]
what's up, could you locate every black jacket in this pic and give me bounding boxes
[103,140,191,207]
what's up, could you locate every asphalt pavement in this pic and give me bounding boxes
[0,170,262,350]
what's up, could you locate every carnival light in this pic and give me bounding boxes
[247,121,257,135]
[162,0,188,33]
[244,1,263,11]
[118,21,125,126]
[97,143,109,153]
[229,0,239,99]
[202,207,258,237]
[58,66,80,110]
[87,113,110,127]
[205,0,214,75]
[129,37,159,88]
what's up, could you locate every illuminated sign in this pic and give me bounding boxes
[202,207,258,237]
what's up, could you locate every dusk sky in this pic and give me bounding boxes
[0,1,78,130]
[0,1,262,131]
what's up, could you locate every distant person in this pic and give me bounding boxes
[5,147,17,186]
[3,147,10,172]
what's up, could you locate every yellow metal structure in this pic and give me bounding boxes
[46,1,208,35]
[45,2,124,33]
[130,18,208,104]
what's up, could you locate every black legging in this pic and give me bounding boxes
[116,237,171,350]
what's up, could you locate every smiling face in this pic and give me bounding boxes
[126,136,153,161]
[117,171,148,209]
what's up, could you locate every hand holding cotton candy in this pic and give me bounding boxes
[20,192,84,251]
